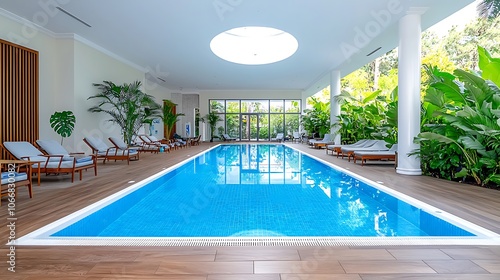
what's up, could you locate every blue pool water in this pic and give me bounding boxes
[52,144,474,238]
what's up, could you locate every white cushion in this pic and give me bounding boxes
[85,137,110,152]
[3,141,43,159]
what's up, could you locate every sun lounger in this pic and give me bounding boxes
[353,144,398,166]
[271,133,284,142]
[309,134,334,149]
[340,140,390,161]
[108,137,140,163]
[326,139,375,157]
[84,136,142,163]
[222,134,237,141]
[137,135,171,153]
[3,141,97,184]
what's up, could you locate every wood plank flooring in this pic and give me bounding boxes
[1,141,500,279]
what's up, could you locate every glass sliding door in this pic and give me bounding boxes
[241,114,268,141]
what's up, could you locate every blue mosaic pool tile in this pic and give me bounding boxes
[52,144,475,238]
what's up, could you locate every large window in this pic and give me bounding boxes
[209,99,301,141]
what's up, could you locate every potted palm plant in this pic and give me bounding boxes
[161,100,185,139]
[88,80,161,145]
[202,111,222,142]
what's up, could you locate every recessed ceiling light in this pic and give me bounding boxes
[210,26,298,65]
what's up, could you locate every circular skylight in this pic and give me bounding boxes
[210,26,298,65]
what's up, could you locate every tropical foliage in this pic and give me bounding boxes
[88,80,161,145]
[331,89,398,145]
[415,46,500,187]
[49,110,76,144]
[477,0,500,19]
[301,97,331,138]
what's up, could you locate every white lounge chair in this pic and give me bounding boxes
[340,140,390,161]
[291,132,302,143]
[308,134,334,148]
[353,144,398,166]
[84,136,143,164]
[3,141,97,184]
[271,133,284,142]
[108,137,140,163]
[326,139,375,156]
[137,135,171,152]
[222,133,237,141]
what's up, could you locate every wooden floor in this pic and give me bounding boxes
[1,141,500,279]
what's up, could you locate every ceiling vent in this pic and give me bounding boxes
[56,7,91,27]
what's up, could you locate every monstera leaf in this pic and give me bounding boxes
[50,111,76,144]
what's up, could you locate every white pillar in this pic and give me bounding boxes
[397,11,423,175]
[330,70,341,145]
[300,91,308,133]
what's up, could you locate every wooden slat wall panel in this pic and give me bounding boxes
[0,39,39,159]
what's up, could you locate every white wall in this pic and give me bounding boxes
[73,40,146,153]
[0,12,172,153]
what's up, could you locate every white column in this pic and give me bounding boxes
[330,70,341,145]
[300,91,308,133]
[397,11,423,175]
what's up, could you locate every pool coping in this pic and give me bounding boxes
[12,143,500,247]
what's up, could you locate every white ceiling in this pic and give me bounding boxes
[0,0,474,94]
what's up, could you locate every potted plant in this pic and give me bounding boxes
[50,110,76,144]
[202,111,222,142]
[88,80,161,145]
[161,100,185,139]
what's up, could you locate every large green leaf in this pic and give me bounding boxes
[478,46,500,86]
[362,90,381,104]
[433,81,466,104]
[417,132,456,144]
[50,111,76,143]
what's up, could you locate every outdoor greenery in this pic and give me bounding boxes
[49,110,76,144]
[208,99,300,140]
[88,80,161,145]
[301,97,331,138]
[415,46,500,187]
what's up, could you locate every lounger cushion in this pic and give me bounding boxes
[3,141,43,158]
[36,139,68,155]
[108,137,128,150]
[85,137,110,152]
[1,172,28,185]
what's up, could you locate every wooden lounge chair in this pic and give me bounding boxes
[308,134,333,149]
[353,144,398,166]
[326,139,373,156]
[191,135,201,146]
[1,160,33,205]
[108,137,140,164]
[340,140,390,161]
[84,136,142,163]
[3,141,97,184]
[138,135,171,153]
